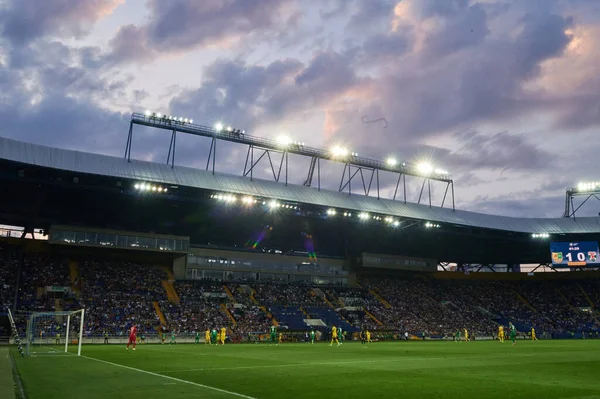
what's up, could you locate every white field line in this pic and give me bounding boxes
[81,355,258,399]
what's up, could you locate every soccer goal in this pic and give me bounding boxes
[24,309,85,356]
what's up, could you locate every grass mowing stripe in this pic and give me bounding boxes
[155,352,539,374]
[80,355,258,399]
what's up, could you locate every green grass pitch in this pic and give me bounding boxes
[11,340,600,398]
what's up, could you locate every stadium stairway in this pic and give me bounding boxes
[259,306,279,326]
[577,283,596,307]
[514,291,536,312]
[223,285,236,303]
[220,303,237,325]
[152,301,167,326]
[364,309,383,326]
[54,299,62,312]
[161,280,180,303]
[250,289,259,305]
[368,289,392,309]
[313,289,336,308]
[555,288,577,311]
[68,260,81,297]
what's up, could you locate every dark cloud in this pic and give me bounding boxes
[2,0,600,220]
[451,130,553,171]
[421,2,490,59]
[169,51,359,130]
[106,0,296,64]
[0,0,122,45]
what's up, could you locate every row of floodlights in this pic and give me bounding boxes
[214,123,245,135]
[210,194,299,210]
[134,183,168,193]
[142,112,450,176]
[211,192,404,226]
[577,182,600,192]
[425,222,441,228]
[144,110,193,124]
[532,233,550,238]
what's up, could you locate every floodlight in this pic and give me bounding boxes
[134,184,140,190]
[163,188,168,193]
[577,182,600,192]
[184,118,188,123]
[152,186,157,191]
[386,158,397,166]
[215,123,224,132]
[392,220,400,227]
[351,152,358,157]
[144,110,151,116]
[242,196,255,204]
[277,135,292,147]
[326,208,336,216]
[434,168,449,175]
[358,212,370,220]
[532,233,550,238]
[417,162,433,175]
[331,146,349,157]
[189,119,193,124]
[269,200,279,209]
[156,113,162,118]
[227,126,233,132]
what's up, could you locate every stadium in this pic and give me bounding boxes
[1,112,600,399]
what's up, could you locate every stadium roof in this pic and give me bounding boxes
[1,136,599,235]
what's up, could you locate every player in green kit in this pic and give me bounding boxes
[270,325,277,346]
[509,322,517,345]
[211,329,218,345]
[338,326,343,344]
[170,331,176,344]
[310,329,315,344]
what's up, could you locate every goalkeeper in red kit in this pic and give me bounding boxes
[126,325,137,351]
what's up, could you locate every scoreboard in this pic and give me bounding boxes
[549,241,600,267]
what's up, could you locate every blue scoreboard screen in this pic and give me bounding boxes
[549,241,600,267]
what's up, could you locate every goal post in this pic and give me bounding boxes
[25,309,86,356]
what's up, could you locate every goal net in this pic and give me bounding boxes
[24,309,85,356]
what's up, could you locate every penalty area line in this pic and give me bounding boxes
[81,355,258,399]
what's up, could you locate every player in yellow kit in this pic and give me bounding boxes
[366,330,372,343]
[498,325,505,343]
[330,325,340,346]
[204,329,211,345]
[464,329,469,341]
[220,327,227,345]
[531,327,538,341]
[278,332,283,344]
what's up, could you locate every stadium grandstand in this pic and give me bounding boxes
[2,113,600,398]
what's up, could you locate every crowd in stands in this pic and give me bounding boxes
[0,244,18,308]
[2,245,600,340]
[253,282,324,307]
[79,260,167,334]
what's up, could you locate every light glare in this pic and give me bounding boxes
[417,162,434,175]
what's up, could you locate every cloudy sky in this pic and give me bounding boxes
[1,0,600,218]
